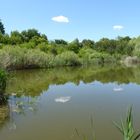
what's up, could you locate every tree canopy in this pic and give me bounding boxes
[0,20,5,35]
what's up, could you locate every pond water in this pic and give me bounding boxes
[0,65,140,140]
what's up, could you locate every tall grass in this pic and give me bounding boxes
[54,51,81,66]
[114,107,140,140]
[0,47,81,70]
[74,116,96,140]
[74,107,140,140]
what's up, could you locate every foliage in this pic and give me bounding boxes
[1,18,140,68]
[0,20,5,35]
[0,46,55,69]
[95,37,133,55]
[130,36,140,57]
[114,107,140,140]
[37,42,48,53]
[54,51,81,66]
[79,48,117,65]
[68,39,81,53]
[55,39,68,45]
[0,28,48,45]
[0,47,82,69]
[0,69,6,94]
[81,39,95,49]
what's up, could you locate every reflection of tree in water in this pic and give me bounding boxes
[7,94,39,130]
[0,93,39,131]
[0,94,9,130]
[6,65,140,97]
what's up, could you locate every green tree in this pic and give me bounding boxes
[10,31,24,44]
[68,39,81,53]
[55,39,68,45]
[21,29,41,41]
[81,39,95,49]
[0,20,5,35]
[0,34,10,44]
[95,38,117,54]
[130,36,140,56]
[116,36,133,55]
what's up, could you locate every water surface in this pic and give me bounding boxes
[0,65,140,140]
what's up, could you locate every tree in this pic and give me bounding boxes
[68,38,81,53]
[10,31,24,44]
[81,39,94,49]
[0,34,10,44]
[116,36,132,55]
[0,20,5,35]
[95,38,111,52]
[95,38,118,54]
[21,29,41,41]
[117,36,131,42]
[55,39,68,45]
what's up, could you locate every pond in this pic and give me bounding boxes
[0,65,140,140]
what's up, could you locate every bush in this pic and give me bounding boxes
[37,42,48,53]
[0,46,54,69]
[0,69,6,94]
[24,49,54,68]
[20,42,36,49]
[0,46,25,69]
[54,51,81,66]
[79,48,117,65]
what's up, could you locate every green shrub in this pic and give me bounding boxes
[24,49,54,68]
[0,46,25,69]
[37,42,48,53]
[0,46,55,69]
[20,42,36,49]
[0,69,6,94]
[54,51,81,66]
[79,48,117,65]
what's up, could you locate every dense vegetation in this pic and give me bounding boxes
[0,20,140,70]
[0,69,6,94]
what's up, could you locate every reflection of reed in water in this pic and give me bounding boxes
[0,94,9,129]
[0,105,9,128]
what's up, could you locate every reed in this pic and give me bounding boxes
[114,107,140,140]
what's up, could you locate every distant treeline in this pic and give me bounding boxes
[0,19,140,70]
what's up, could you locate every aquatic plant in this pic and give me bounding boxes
[73,107,140,140]
[74,116,96,140]
[114,107,140,140]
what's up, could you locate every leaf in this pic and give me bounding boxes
[74,128,80,137]
[113,121,123,134]
[134,133,140,140]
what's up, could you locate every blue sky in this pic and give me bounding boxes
[0,0,140,41]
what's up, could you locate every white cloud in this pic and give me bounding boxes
[113,87,123,92]
[55,96,71,103]
[113,25,124,30]
[52,15,69,23]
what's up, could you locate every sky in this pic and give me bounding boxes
[0,0,140,41]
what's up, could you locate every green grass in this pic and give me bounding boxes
[114,107,140,140]
[74,107,140,140]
